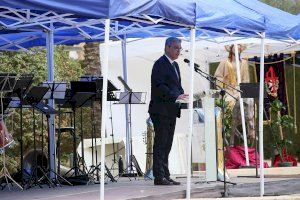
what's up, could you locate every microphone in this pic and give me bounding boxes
[183,59,209,78]
[183,59,200,68]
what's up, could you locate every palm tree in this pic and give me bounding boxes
[83,42,102,138]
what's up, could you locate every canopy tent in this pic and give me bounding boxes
[0,4,273,195]
[0,0,299,199]
[234,0,300,40]
[0,0,161,21]
[0,0,269,51]
[0,0,299,48]
[92,37,300,176]
[0,0,299,40]
[0,0,265,31]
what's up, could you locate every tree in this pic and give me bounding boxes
[260,0,300,14]
[83,42,102,139]
[0,46,84,173]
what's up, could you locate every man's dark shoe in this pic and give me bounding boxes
[154,178,171,185]
[166,177,180,185]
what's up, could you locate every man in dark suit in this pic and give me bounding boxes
[149,37,188,185]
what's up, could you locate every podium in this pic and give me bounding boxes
[194,91,220,182]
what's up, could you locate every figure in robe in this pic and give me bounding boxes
[214,44,255,146]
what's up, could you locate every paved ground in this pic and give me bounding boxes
[1,176,300,200]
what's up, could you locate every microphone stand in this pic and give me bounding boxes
[191,65,239,197]
[192,65,241,101]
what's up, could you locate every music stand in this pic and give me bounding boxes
[115,77,146,179]
[42,82,67,100]
[81,76,119,103]
[239,83,266,178]
[40,82,71,187]
[9,74,34,187]
[0,73,22,190]
[60,82,95,177]
[23,86,54,188]
[76,78,119,183]
[0,97,12,112]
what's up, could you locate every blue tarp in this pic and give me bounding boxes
[0,0,267,31]
[234,0,300,39]
[0,0,299,51]
[0,0,156,20]
[196,0,265,32]
[0,0,197,26]
[0,28,191,51]
[0,0,265,50]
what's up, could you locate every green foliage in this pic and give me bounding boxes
[0,155,19,173]
[210,61,300,159]
[0,46,83,84]
[215,98,233,137]
[0,46,84,173]
[260,0,300,14]
[270,99,294,162]
[270,99,294,130]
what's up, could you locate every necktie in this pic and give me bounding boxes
[172,62,179,80]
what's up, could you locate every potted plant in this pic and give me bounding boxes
[270,99,294,167]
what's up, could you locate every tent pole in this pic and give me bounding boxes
[100,19,110,200]
[234,43,249,166]
[121,37,131,171]
[46,23,56,179]
[186,27,195,200]
[259,32,265,197]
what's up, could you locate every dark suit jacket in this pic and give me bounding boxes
[148,55,184,118]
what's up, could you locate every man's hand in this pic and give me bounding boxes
[176,94,189,101]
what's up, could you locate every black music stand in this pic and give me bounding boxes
[38,102,71,187]
[238,83,265,178]
[23,86,55,188]
[75,78,118,183]
[71,79,115,182]
[80,75,118,100]
[42,82,67,100]
[55,89,74,179]
[0,73,22,190]
[40,82,71,187]
[10,74,33,187]
[116,77,146,179]
[24,86,49,188]
[0,97,12,113]
[61,81,95,177]
[87,77,119,180]
[73,81,116,183]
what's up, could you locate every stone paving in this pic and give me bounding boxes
[0,169,300,200]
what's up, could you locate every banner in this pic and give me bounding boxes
[253,53,288,119]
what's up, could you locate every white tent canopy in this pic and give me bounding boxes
[77,37,300,175]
